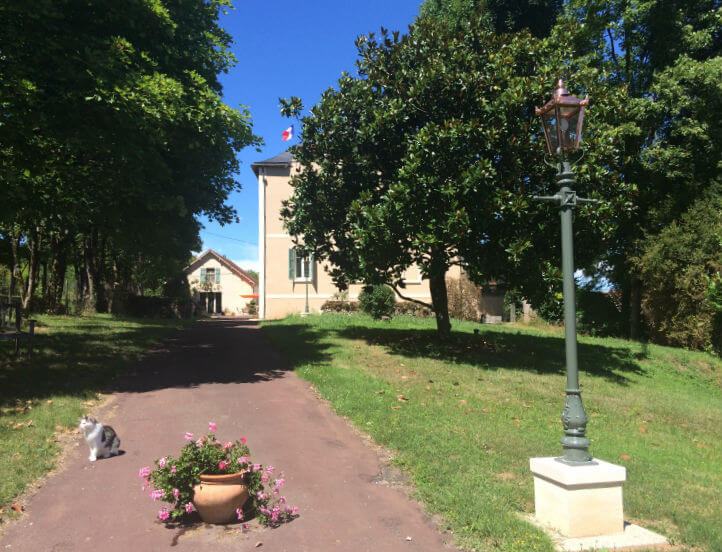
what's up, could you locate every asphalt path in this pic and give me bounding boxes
[0,318,456,551]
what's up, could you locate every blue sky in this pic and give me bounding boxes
[198,1,423,270]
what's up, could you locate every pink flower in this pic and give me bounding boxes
[292,506,299,515]
[279,496,286,504]
[171,465,177,474]
[275,478,285,487]
[284,505,292,514]
[138,466,151,478]
[184,432,193,440]
[195,438,204,447]
[256,491,266,501]
[243,523,249,532]
[266,465,275,474]
[223,442,233,450]
[173,488,179,499]
[158,508,170,521]
[252,464,262,472]
[150,489,164,500]
[238,456,249,465]
[236,508,244,520]
[240,437,247,444]
[141,484,148,492]
[208,422,217,432]
[273,486,279,495]
[158,457,167,468]
[261,474,269,483]
[218,460,229,470]
[185,503,195,513]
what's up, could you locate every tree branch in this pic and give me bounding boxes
[607,28,618,68]
[390,283,433,309]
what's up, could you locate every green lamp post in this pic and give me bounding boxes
[534,79,596,465]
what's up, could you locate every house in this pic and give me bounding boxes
[252,151,463,319]
[185,250,257,314]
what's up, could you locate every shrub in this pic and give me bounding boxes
[358,285,395,320]
[393,301,432,318]
[247,299,257,316]
[320,300,360,314]
[446,276,482,322]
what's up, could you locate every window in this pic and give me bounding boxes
[199,267,220,284]
[289,248,314,281]
[205,268,216,283]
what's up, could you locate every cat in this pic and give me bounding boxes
[79,415,120,462]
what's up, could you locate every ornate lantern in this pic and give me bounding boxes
[535,79,588,154]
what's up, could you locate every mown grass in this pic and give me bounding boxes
[262,314,721,552]
[0,314,188,516]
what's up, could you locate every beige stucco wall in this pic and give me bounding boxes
[187,258,255,314]
[260,162,464,319]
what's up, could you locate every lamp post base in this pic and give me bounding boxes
[530,457,626,538]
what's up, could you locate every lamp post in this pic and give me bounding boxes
[534,79,595,465]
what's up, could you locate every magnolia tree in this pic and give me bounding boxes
[281,15,628,338]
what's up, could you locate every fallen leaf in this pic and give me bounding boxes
[427,379,434,383]
[620,454,632,461]
[397,396,409,402]
[46,400,53,404]
[512,417,521,423]
[55,425,64,431]
[405,536,413,541]
[395,369,400,374]
[679,423,687,428]
[10,503,23,512]
[591,413,600,418]
[697,442,707,448]
[255,542,263,548]
[400,363,405,367]
[12,423,22,430]
[25,420,33,427]
[425,385,431,391]
[374,390,385,395]
[482,408,489,413]
[453,382,459,386]
[14,407,25,413]
[638,427,647,433]
[0,508,5,514]
[459,399,467,405]
[409,371,416,376]
[401,375,408,380]
[650,443,660,447]
[391,406,403,410]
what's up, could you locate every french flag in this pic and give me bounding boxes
[281,125,294,142]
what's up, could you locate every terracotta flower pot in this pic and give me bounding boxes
[192,472,249,524]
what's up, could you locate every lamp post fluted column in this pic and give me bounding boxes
[534,160,597,464]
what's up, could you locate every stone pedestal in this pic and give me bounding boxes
[530,457,626,538]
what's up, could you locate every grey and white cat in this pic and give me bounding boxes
[79,415,120,461]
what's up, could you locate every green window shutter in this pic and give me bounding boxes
[288,248,296,279]
[215,267,221,283]
[200,267,206,282]
[308,253,314,280]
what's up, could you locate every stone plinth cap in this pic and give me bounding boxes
[530,457,626,487]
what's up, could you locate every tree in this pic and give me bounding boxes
[558,0,722,338]
[0,0,260,312]
[281,15,627,337]
[632,183,722,350]
[419,0,563,37]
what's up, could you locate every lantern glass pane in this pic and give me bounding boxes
[542,111,558,153]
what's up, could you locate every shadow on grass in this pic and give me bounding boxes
[333,325,644,384]
[0,317,332,407]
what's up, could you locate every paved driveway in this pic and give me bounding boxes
[0,318,455,551]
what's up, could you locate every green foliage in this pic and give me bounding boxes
[633,184,722,350]
[0,0,260,312]
[358,285,396,320]
[281,14,627,337]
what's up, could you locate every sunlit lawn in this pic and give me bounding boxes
[262,314,721,552]
[0,314,188,515]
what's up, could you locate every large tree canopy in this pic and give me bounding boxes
[0,0,260,311]
[281,15,628,337]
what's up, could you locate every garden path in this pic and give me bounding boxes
[0,318,456,551]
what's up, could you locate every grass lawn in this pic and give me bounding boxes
[0,314,188,516]
[262,314,721,552]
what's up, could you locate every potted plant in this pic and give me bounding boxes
[139,422,298,525]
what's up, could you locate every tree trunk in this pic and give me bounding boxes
[9,229,21,302]
[22,227,41,311]
[629,276,642,340]
[428,252,451,339]
[47,234,70,313]
[83,235,97,313]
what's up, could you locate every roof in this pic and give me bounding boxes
[184,250,257,287]
[251,151,294,176]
